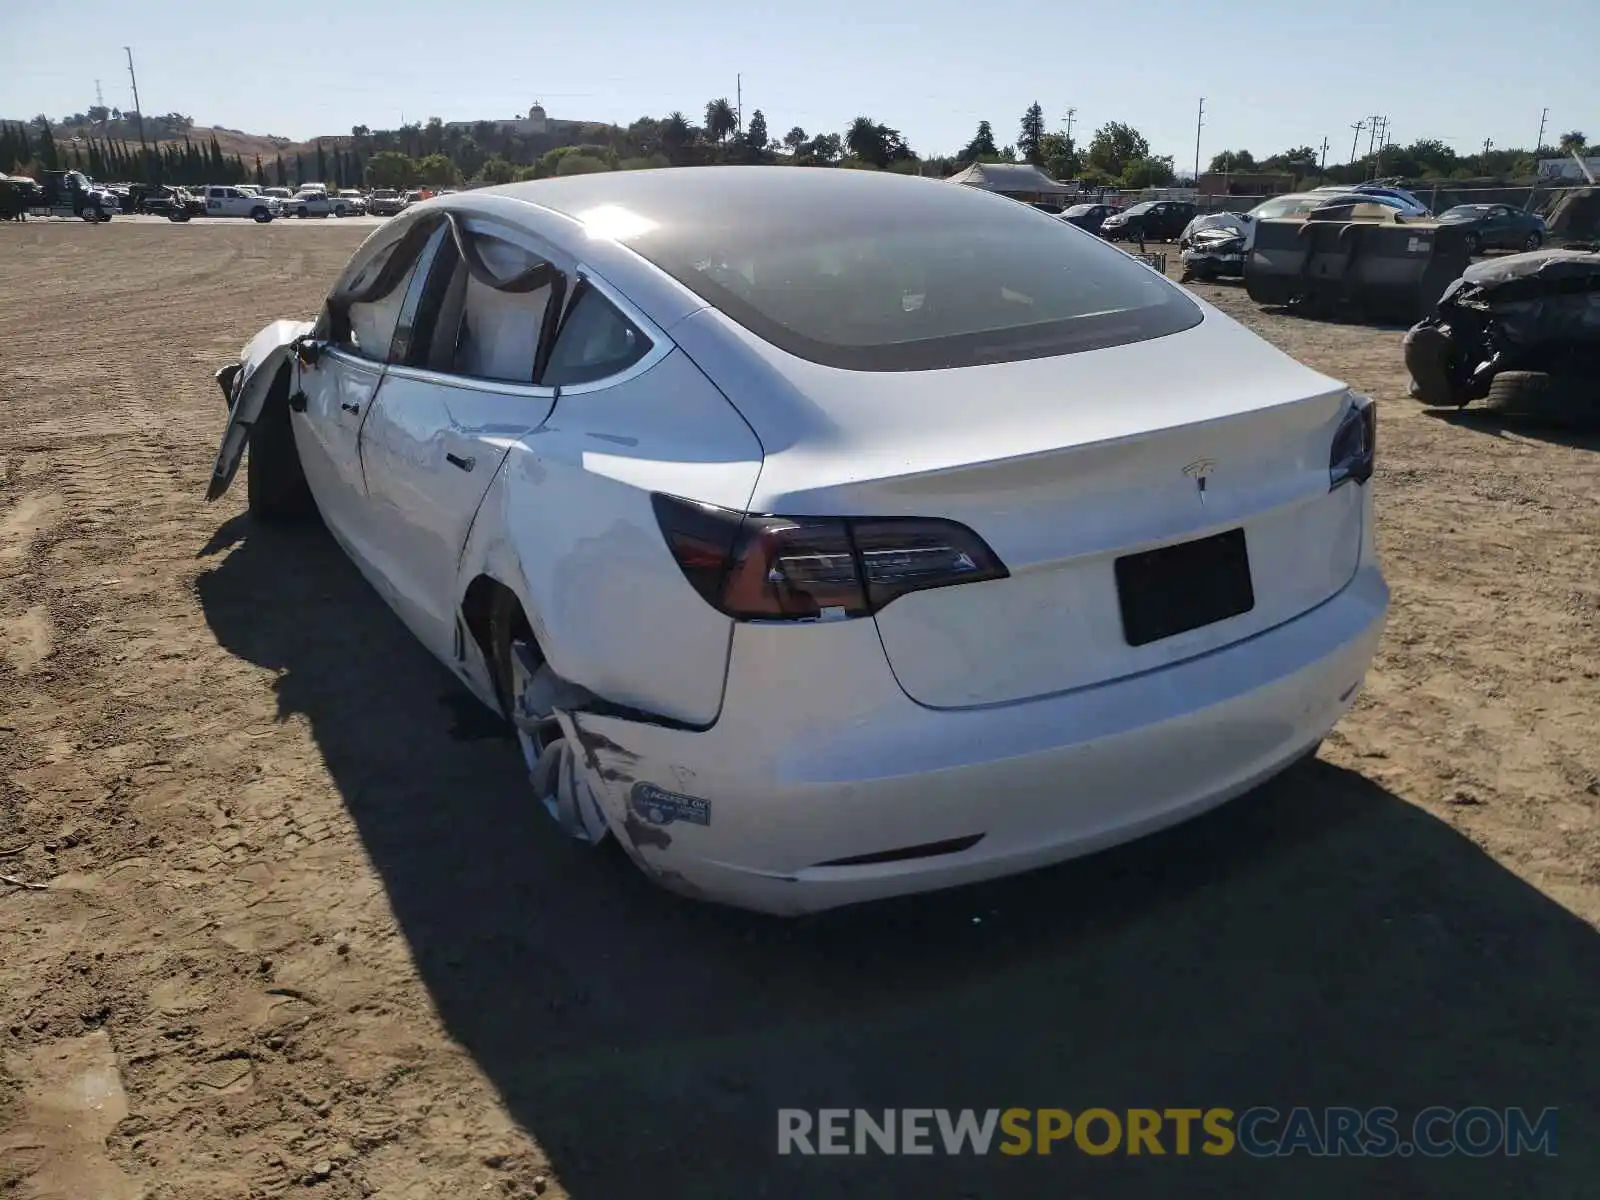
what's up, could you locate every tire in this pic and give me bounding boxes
[1483,370,1600,426]
[1523,232,1542,251]
[250,206,272,223]
[1464,232,1481,256]
[333,206,345,218]
[246,374,317,523]
[1402,323,1462,407]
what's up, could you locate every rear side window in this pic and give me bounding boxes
[429,232,555,383]
[543,286,650,386]
[632,204,1198,371]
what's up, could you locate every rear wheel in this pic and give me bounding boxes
[488,589,611,844]
[246,374,317,523]
[1464,232,1481,256]
[250,206,272,223]
[1523,231,1542,251]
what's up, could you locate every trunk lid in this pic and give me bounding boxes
[676,304,1364,708]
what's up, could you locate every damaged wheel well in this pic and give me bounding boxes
[462,576,544,719]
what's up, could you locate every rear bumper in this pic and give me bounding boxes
[573,556,1389,916]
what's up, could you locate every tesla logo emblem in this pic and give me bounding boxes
[1182,458,1215,504]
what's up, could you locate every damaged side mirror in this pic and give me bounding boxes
[294,336,328,368]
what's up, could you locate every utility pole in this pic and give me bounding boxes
[124,46,152,185]
[1349,119,1365,164]
[1063,106,1076,146]
[1193,97,1204,185]
[1366,115,1383,159]
[1482,136,1493,160]
[1319,137,1329,173]
[1533,106,1548,157]
[736,74,742,137]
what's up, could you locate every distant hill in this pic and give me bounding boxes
[0,115,352,165]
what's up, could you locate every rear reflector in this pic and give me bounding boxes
[814,833,985,868]
[652,494,1007,621]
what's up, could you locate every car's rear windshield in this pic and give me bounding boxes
[614,178,1200,372]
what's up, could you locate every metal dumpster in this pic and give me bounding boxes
[1245,205,1472,323]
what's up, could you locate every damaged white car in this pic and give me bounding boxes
[207,168,1388,915]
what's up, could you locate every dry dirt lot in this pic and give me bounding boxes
[1,221,1598,1200]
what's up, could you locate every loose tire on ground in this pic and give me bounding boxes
[246,373,317,523]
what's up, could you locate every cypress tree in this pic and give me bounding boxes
[274,154,286,186]
[315,141,327,184]
[255,155,266,187]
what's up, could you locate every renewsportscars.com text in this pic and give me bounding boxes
[777,1107,1557,1158]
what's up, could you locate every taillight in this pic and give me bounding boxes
[1329,393,1376,490]
[651,494,1008,621]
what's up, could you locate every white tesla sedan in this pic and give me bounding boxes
[207,167,1387,915]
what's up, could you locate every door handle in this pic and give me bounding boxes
[340,401,361,414]
[446,452,476,472]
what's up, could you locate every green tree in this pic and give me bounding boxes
[1037,131,1078,179]
[1207,149,1255,173]
[274,154,286,186]
[255,156,266,187]
[796,132,842,165]
[1559,130,1587,155]
[619,154,671,170]
[1086,122,1149,178]
[1018,103,1046,165]
[314,140,328,183]
[556,153,611,175]
[744,109,769,158]
[37,123,59,170]
[1121,155,1176,188]
[960,120,998,161]
[783,126,807,153]
[476,155,516,185]
[704,98,737,145]
[1259,145,1319,175]
[415,154,459,186]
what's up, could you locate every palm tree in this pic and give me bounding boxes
[662,112,692,149]
[704,98,737,145]
[1558,130,1588,156]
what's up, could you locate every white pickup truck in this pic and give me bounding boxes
[200,185,278,222]
[281,184,364,218]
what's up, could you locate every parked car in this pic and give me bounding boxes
[207,168,1387,915]
[200,184,278,222]
[261,187,294,202]
[1100,199,1198,243]
[1060,202,1114,234]
[367,188,406,216]
[1435,203,1545,255]
[282,186,332,218]
[334,189,367,216]
[0,174,41,220]
[130,183,207,221]
[1309,183,1430,217]
[1403,248,1600,421]
[9,170,116,221]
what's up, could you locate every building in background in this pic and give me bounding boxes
[445,104,548,136]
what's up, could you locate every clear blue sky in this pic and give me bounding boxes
[2,0,1594,164]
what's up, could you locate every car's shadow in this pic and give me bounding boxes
[196,517,1600,1199]
[1421,405,1600,451]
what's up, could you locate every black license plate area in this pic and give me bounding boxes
[1115,528,1255,647]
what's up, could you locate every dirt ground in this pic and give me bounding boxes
[1,221,1597,1200]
